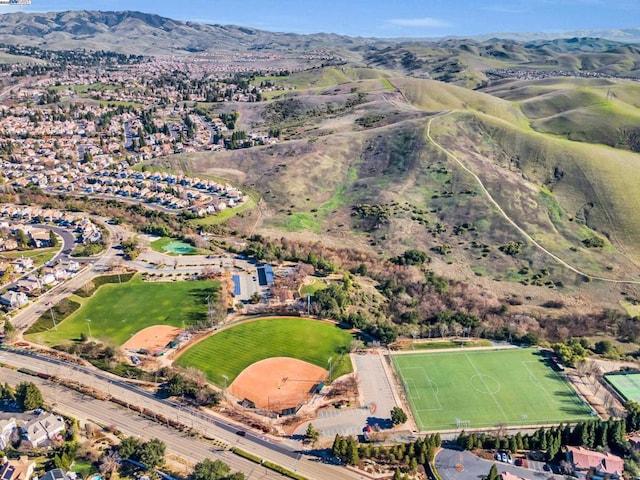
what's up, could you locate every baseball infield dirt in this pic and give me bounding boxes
[229,357,328,411]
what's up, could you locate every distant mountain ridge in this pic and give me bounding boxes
[0,10,638,56]
[0,10,375,54]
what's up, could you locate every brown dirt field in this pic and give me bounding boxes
[122,325,182,354]
[229,357,328,411]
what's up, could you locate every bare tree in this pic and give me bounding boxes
[99,451,120,476]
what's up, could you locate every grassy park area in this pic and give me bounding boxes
[27,275,219,346]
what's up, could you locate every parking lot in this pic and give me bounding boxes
[353,352,399,423]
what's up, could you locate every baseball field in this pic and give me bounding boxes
[174,317,354,387]
[27,275,219,346]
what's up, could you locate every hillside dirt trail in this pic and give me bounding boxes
[426,111,640,285]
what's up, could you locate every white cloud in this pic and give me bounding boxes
[388,17,452,28]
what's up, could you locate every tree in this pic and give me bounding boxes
[16,229,29,249]
[391,406,408,426]
[137,438,166,469]
[192,459,231,480]
[121,237,140,260]
[99,451,120,476]
[345,436,359,466]
[305,423,320,444]
[485,464,499,480]
[15,382,43,411]
[49,229,59,247]
[118,436,141,459]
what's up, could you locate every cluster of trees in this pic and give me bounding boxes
[331,433,441,470]
[107,437,244,480]
[552,337,623,366]
[165,370,221,407]
[0,381,44,411]
[457,416,629,461]
[121,237,140,260]
[390,249,429,267]
[118,437,166,470]
[191,458,245,480]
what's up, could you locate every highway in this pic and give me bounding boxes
[0,349,366,480]
[0,366,286,480]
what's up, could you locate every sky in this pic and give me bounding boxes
[6,0,640,38]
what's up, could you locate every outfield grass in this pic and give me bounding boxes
[175,317,354,387]
[27,275,219,346]
[392,348,594,431]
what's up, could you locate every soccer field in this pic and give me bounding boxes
[392,348,594,431]
[605,372,640,402]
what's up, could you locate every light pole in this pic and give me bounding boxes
[327,357,333,383]
[47,301,57,331]
[86,318,93,341]
[222,374,229,391]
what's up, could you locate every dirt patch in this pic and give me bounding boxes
[229,357,327,412]
[122,325,182,354]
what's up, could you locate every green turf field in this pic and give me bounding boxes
[175,317,354,387]
[605,372,640,402]
[392,348,594,431]
[27,275,219,346]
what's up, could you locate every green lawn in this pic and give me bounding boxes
[27,276,219,346]
[175,317,354,387]
[300,279,328,296]
[392,348,594,431]
[0,247,58,267]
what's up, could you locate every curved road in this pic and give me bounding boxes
[426,112,640,285]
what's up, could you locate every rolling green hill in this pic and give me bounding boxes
[143,68,640,290]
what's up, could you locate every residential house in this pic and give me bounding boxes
[0,418,16,450]
[26,228,50,248]
[10,257,33,274]
[0,456,35,480]
[566,446,624,479]
[39,469,70,480]
[0,291,28,310]
[629,434,640,449]
[21,412,65,447]
[14,277,40,294]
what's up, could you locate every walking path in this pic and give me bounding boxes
[426,112,640,285]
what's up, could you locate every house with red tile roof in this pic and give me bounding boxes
[566,446,624,479]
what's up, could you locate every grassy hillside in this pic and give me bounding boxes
[432,111,640,271]
[142,69,640,296]
[483,79,640,148]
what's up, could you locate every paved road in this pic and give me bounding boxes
[0,224,74,292]
[0,350,368,480]
[435,447,561,480]
[9,221,125,331]
[0,366,287,480]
